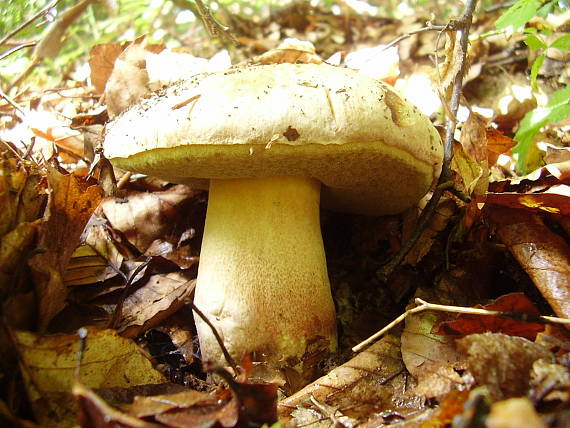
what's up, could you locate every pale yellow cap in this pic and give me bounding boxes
[104,63,443,215]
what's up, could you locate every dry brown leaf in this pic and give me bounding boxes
[64,214,124,286]
[484,185,570,216]
[544,160,570,182]
[73,381,159,428]
[456,333,552,400]
[461,112,488,164]
[452,141,486,198]
[438,30,464,92]
[100,185,198,253]
[144,239,199,269]
[456,112,490,197]
[30,166,103,331]
[485,206,570,318]
[434,292,546,341]
[529,358,570,404]
[0,153,46,238]
[487,129,517,166]
[0,221,40,297]
[401,307,466,398]
[103,37,166,118]
[118,273,195,337]
[64,244,116,286]
[279,336,407,424]
[403,198,456,266]
[129,390,213,418]
[14,328,166,426]
[89,42,124,95]
[156,325,195,364]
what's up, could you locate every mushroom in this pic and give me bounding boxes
[103,63,443,384]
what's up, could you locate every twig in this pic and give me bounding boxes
[194,0,240,47]
[191,302,239,375]
[0,86,27,116]
[352,297,570,353]
[108,257,152,329]
[0,0,61,47]
[0,42,37,61]
[381,23,447,52]
[74,327,88,379]
[377,0,479,281]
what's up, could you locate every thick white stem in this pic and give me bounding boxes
[194,176,337,378]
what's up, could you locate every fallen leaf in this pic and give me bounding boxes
[461,112,489,164]
[486,128,517,166]
[14,328,166,426]
[0,221,41,297]
[118,273,195,338]
[452,141,486,197]
[279,336,407,423]
[64,214,124,286]
[456,333,552,400]
[73,381,158,428]
[434,292,546,340]
[30,166,103,331]
[103,37,165,118]
[100,185,198,253]
[403,198,456,266]
[129,389,214,419]
[485,206,570,318]
[401,307,466,399]
[89,42,124,95]
[484,186,570,215]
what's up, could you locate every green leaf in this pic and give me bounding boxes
[495,0,542,31]
[537,0,555,17]
[550,34,570,51]
[525,33,547,50]
[530,54,545,90]
[514,85,570,173]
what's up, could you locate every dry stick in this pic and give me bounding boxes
[353,298,570,353]
[194,0,240,47]
[108,257,152,329]
[0,0,61,48]
[0,86,26,116]
[191,302,239,375]
[0,42,37,61]
[377,0,478,282]
[381,24,447,52]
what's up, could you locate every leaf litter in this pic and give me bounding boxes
[0,1,569,427]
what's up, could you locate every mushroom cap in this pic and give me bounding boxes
[104,63,443,215]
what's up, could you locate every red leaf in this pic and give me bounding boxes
[434,293,545,340]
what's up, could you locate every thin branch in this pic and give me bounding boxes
[191,302,239,375]
[0,0,61,47]
[108,257,152,329]
[352,297,570,353]
[0,42,37,61]
[0,86,27,116]
[381,23,447,51]
[377,0,479,281]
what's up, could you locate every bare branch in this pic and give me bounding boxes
[378,0,479,281]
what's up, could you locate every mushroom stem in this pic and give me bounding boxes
[194,176,337,378]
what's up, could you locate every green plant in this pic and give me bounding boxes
[494,0,570,173]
